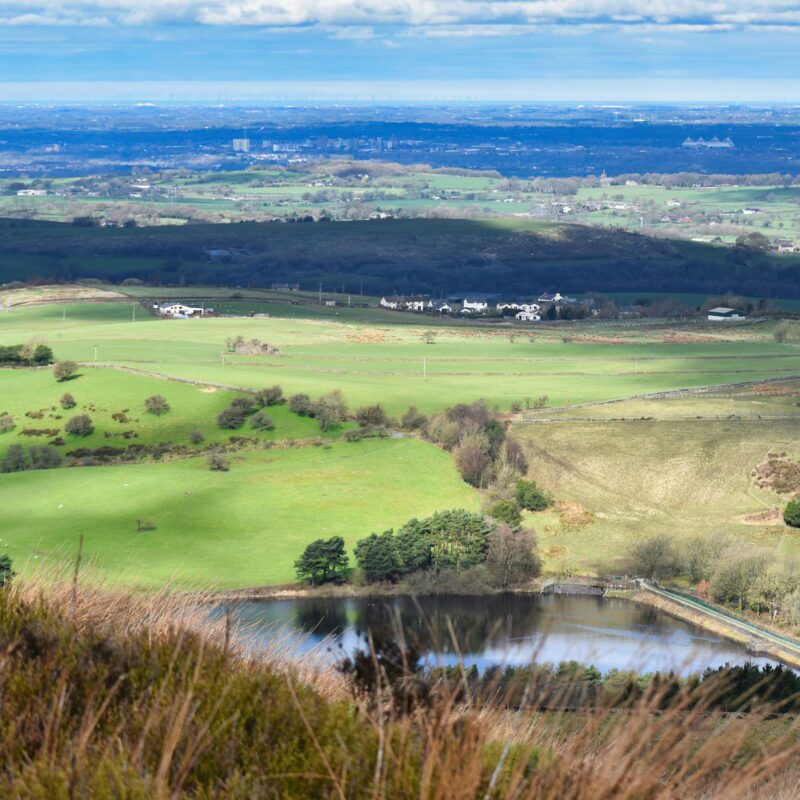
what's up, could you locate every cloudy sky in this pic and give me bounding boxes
[1,1,799,100]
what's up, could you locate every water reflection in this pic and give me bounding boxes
[221,593,779,676]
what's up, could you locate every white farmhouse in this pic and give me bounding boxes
[380,296,425,312]
[156,303,206,318]
[515,311,541,322]
[462,297,489,313]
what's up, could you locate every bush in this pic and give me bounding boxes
[59,393,76,410]
[355,404,388,427]
[0,555,14,587]
[53,361,78,382]
[65,415,93,437]
[453,432,493,487]
[28,445,62,470]
[629,533,679,581]
[0,445,27,473]
[400,405,427,430]
[288,393,315,416]
[32,344,53,365]
[230,396,254,414]
[785,499,800,528]
[217,406,245,429]
[189,429,205,444]
[485,499,522,528]
[0,415,14,434]
[254,385,283,407]
[144,395,170,415]
[250,411,274,431]
[515,479,550,511]
[207,453,230,472]
[315,390,347,431]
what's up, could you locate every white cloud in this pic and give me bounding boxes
[2,1,800,31]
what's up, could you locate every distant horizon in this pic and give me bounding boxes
[3,80,800,105]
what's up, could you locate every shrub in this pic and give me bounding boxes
[53,361,78,382]
[59,393,76,409]
[785,499,800,528]
[515,479,550,511]
[424,414,460,450]
[254,385,283,407]
[453,432,493,487]
[28,445,62,470]
[0,555,14,587]
[144,395,170,415]
[217,406,245,429]
[207,453,230,472]
[355,404,388,427]
[189,429,205,444]
[32,344,53,365]
[629,533,679,582]
[0,415,14,434]
[65,415,93,436]
[250,411,274,431]
[401,405,427,430]
[485,499,522,528]
[0,445,27,473]
[314,390,347,432]
[288,393,315,416]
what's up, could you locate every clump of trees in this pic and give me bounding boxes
[424,400,528,489]
[353,509,540,590]
[0,342,53,366]
[144,395,170,415]
[1,444,62,473]
[53,361,79,382]
[295,536,350,585]
[216,397,255,429]
[65,415,93,436]
[254,385,283,407]
[288,390,348,431]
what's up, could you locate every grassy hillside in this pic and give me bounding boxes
[2,215,799,297]
[514,391,800,574]
[0,438,479,588]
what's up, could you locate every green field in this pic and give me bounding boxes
[3,296,800,588]
[0,438,478,588]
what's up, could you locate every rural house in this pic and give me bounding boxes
[380,296,425,312]
[156,303,208,318]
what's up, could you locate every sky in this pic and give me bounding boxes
[1,1,799,101]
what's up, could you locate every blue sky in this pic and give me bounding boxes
[1,2,799,100]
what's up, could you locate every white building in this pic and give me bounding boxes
[515,311,541,322]
[497,301,540,314]
[707,307,747,321]
[462,297,489,313]
[427,300,452,313]
[380,296,425,312]
[156,303,206,318]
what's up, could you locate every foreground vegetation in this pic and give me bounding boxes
[2,577,800,798]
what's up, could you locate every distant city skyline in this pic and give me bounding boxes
[0,2,799,101]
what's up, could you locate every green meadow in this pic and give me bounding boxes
[0,439,478,588]
[3,296,800,588]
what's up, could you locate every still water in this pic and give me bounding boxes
[223,593,778,676]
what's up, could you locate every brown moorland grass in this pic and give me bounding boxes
[3,570,800,797]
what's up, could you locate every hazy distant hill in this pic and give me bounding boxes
[1,216,798,298]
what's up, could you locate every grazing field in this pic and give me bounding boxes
[3,300,800,415]
[3,295,800,589]
[515,390,800,574]
[0,438,478,588]
[0,367,326,463]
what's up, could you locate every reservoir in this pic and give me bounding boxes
[222,593,779,676]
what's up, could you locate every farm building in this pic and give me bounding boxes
[707,307,747,321]
[379,296,425,311]
[156,303,208,318]
[515,311,541,322]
